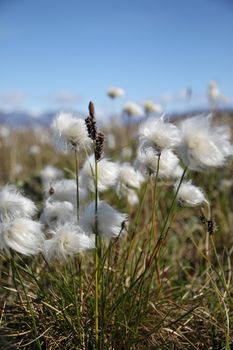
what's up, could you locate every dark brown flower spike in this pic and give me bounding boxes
[85,101,97,141]
[95,132,105,161]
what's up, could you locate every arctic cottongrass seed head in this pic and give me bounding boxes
[127,189,139,206]
[208,81,219,108]
[116,163,144,198]
[107,86,125,99]
[80,155,119,193]
[138,116,181,153]
[0,219,44,256]
[52,112,92,152]
[40,200,75,228]
[117,163,144,191]
[39,165,64,187]
[44,179,88,207]
[177,115,233,171]
[44,223,94,261]
[175,180,207,207]
[81,201,127,240]
[0,185,37,222]
[123,101,143,117]
[143,100,162,114]
[135,148,181,179]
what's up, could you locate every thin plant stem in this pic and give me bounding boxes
[150,153,161,245]
[69,259,79,319]
[10,258,25,310]
[74,149,85,347]
[147,166,188,267]
[78,256,85,349]
[205,201,211,262]
[133,182,148,232]
[11,258,42,350]
[160,166,187,239]
[74,149,80,222]
[94,152,100,349]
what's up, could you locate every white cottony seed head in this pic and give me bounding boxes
[44,223,94,261]
[52,112,91,152]
[126,189,139,206]
[139,116,181,153]
[175,180,207,207]
[123,101,143,117]
[0,219,44,256]
[39,165,64,186]
[177,115,233,171]
[117,163,144,192]
[80,155,119,193]
[143,101,162,114]
[135,148,181,179]
[81,201,127,240]
[44,179,88,207]
[40,200,75,228]
[0,185,37,222]
[107,86,125,99]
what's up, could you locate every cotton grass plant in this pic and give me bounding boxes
[0,107,233,349]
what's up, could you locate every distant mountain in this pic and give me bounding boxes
[0,108,232,128]
[0,110,57,128]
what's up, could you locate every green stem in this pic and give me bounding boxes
[150,153,161,245]
[94,153,100,349]
[133,182,148,232]
[160,166,187,239]
[74,149,80,223]
[148,166,188,266]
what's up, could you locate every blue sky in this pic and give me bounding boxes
[0,0,233,115]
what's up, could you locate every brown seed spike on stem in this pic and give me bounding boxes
[85,101,97,141]
[95,132,105,161]
[89,101,95,120]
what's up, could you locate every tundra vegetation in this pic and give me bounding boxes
[0,104,233,349]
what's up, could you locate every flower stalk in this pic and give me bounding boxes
[74,149,80,222]
[85,101,105,348]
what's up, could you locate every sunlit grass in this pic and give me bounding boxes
[0,111,233,349]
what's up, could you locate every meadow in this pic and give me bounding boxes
[0,105,233,350]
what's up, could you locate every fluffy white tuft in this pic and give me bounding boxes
[144,101,162,114]
[116,163,144,196]
[127,189,139,206]
[177,115,233,171]
[123,101,143,117]
[81,201,127,240]
[44,179,88,207]
[0,185,37,222]
[175,180,207,207]
[80,155,119,192]
[44,223,94,260]
[52,112,91,152]
[107,86,125,99]
[139,117,181,152]
[40,200,75,228]
[0,219,44,256]
[135,148,181,179]
[39,165,64,187]
[29,145,41,155]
